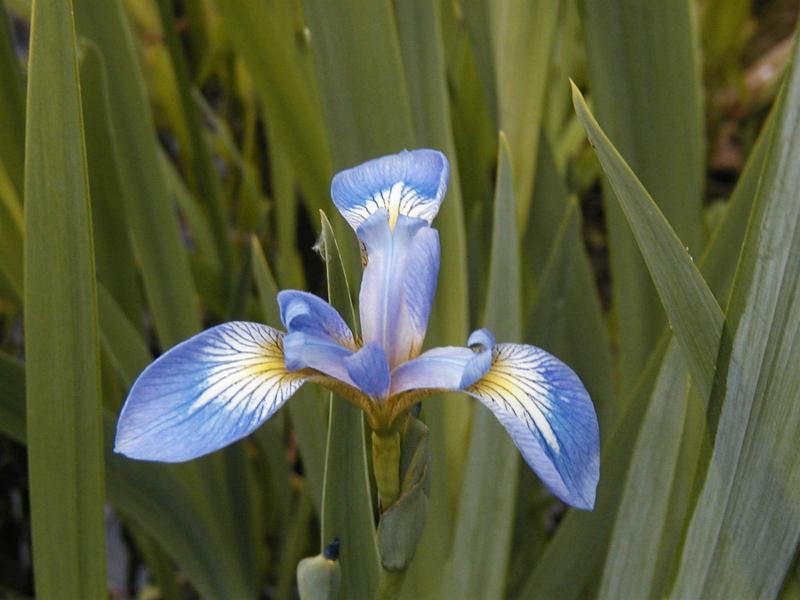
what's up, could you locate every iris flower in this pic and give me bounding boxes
[115,149,599,509]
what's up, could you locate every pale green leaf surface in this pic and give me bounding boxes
[300,0,414,170]
[74,0,200,348]
[24,0,106,595]
[671,33,800,598]
[573,84,723,402]
[581,0,705,389]
[525,137,614,432]
[79,40,142,326]
[318,212,379,599]
[97,283,150,388]
[445,134,520,599]
[517,97,778,599]
[519,334,670,599]
[491,0,559,225]
[597,344,691,599]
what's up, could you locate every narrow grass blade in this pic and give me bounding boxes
[79,41,142,326]
[597,349,691,599]
[518,90,777,600]
[74,0,200,348]
[300,0,415,169]
[0,10,24,304]
[671,31,800,598]
[525,136,614,432]
[154,0,231,276]
[572,84,723,401]
[318,211,379,598]
[459,0,498,123]
[24,0,105,595]
[0,10,24,200]
[492,0,559,225]
[250,235,326,512]
[97,283,151,388]
[445,134,520,599]
[214,0,331,205]
[581,0,705,389]
[701,109,774,302]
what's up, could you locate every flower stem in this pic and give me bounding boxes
[376,567,405,600]
[371,431,401,509]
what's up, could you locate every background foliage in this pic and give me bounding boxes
[0,0,799,598]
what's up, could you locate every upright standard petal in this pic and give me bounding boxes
[358,211,440,368]
[391,332,599,510]
[331,149,449,231]
[115,322,305,462]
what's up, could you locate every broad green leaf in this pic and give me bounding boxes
[491,0,559,225]
[250,235,326,513]
[24,0,106,595]
[445,134,520,599]
[79,41,142,327]
[74,0,200,348]
[318,211,379,598]
[670,30,800,598]
[572,84,723,402]
[581,0,705,390]
[701,109,775,303]
[393,2,470,594]
[154,0,231,276]
[597,347,691,599]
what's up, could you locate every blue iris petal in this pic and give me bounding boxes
[114,322,305,463]
[345,343,391,399]
[390,330,600,510]
[467,344,600,510]
[331,149,449,231]
[282,331,354,384]
[358,211,439,368]
[389,328,493,395]
[278,290,355,347]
